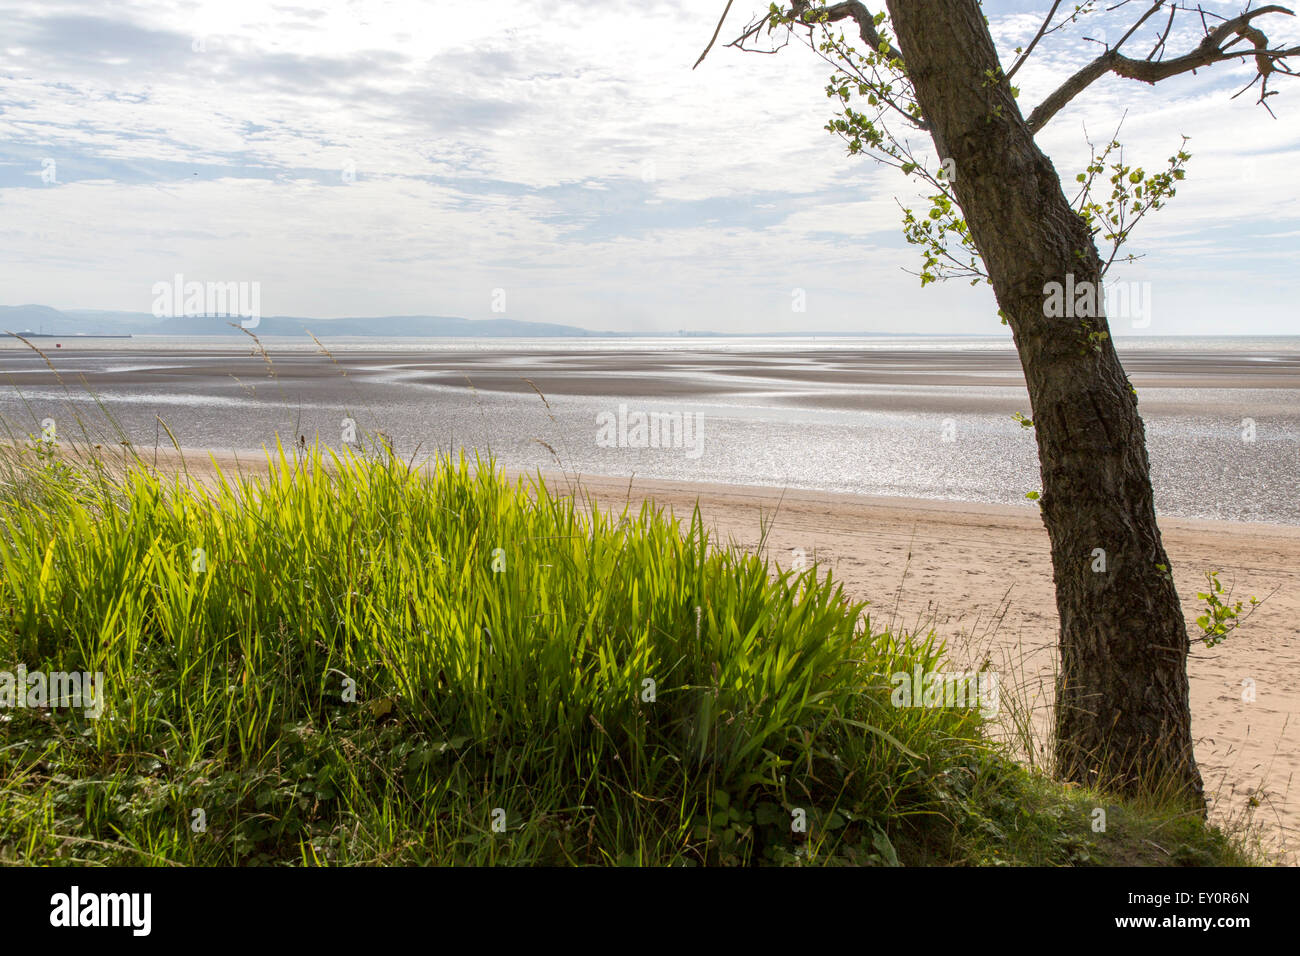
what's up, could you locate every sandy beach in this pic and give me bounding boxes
[546,471,1300,862]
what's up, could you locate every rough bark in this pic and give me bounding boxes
[885,0,1205,807]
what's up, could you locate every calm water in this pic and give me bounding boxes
[0,335,1296,524]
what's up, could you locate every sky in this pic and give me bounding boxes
[1,0,1298,335]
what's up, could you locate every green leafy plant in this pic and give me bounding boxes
[0,441,1253,865]
[1193,571,1260,648]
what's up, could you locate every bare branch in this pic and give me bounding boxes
[693,0,736,70]
[1006,0,1066,83]
[1112,1,1168,55]
[1027,4,1300,133]
[1147,2,1178,60]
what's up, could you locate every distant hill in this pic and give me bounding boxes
[2,303,929,339]
[0,305,612,338]
[144,313,607,337]
[0,304,113,335]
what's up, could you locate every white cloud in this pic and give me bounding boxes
[0,0,1296,333]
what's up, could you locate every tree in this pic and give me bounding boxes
[698,0,1299,808]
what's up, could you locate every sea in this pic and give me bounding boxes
[0,334,1296,524]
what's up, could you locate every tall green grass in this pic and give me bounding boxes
[0,441,1248,865]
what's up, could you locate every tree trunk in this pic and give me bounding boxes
[885,0,1204,808]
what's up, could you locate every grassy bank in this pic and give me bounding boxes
[0,441,1250,865]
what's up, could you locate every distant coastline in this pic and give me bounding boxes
[9,331,132,339]
[0,300,1000,339]
[10,303,1297,342]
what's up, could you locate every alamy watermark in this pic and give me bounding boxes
[151,273,261,328]
[0,666,104,718]
[50,886,150,936]
[890,665,999,717]
[1043,275,1152,329]
[595,404,705,459]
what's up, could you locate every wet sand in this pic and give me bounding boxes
[1,344,1297,522]
[2,344,1299,401]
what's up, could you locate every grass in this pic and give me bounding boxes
[0,438,1254,865]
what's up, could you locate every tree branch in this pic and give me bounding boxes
[693,0,736,69]
[703,1,905,67]
[791,0,904,64]
[1027,5,1300,132]
[1005,0,1065,83]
